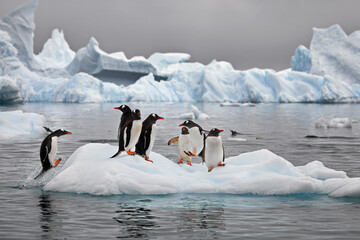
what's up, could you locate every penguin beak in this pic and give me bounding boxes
[179,123,184,127]
[114,107,120,110]
[65,131,72,134]
[218,130,223,133]
[157,116,164,120]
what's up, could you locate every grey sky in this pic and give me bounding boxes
[1,0,360,70]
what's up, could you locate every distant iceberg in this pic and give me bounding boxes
[1,0,360,103]
[44,143,360,197]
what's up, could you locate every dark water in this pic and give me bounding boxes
[1,103,360,239]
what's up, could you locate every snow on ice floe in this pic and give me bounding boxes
[0,110,46,139]
[315,117,352,128]
[1,1,360,103]
[43,143,360,197]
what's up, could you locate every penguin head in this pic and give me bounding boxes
[149,113,164,123]
[180,127,190,135]
[114,104,130,113]
[179,120,195,128]
[133,109,141,120]
[52,129,72,137]
[208,128,223,137]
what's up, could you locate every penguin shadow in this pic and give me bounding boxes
[113,203,157,239]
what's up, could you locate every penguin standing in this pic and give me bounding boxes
[114,105,132,140]
[177,127,195,166]
[135,113,164,162]
[111,109,142,158]
[179,120,206,157]
[203,128,225,172]
[35,129,72,179]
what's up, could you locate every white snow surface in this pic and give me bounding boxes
[44,143,360,197]
[0,110,46,139]
[1,1,360,103]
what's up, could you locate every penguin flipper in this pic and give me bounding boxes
[125,122,133,148]
[222,145,225,162]
[144,129,152,153]
[43,126,53,133]
[168,137,179,145]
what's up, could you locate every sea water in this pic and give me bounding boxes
[0,103,360,239]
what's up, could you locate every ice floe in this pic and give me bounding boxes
[44,143,360,197]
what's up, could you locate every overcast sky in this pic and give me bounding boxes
[1,0,360,70]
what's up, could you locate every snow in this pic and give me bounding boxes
[0,110,46,139]
[1,1,360,103]
[44,143,360,197]
[315,117,352,128]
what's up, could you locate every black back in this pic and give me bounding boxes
[112,109,141,158]
[136,113,163,155]
[39,129,71,171]
[115,105,132,139]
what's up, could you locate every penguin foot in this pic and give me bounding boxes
[143,155,153,163]
[218,162,225,167]
[187,161,192,166]
[54,158,62,167]
[177,159,183,164]
[208,167,214,172]
[126,150,137,155]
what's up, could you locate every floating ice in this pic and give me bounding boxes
[179,105,209,120]
[315,117,352,128]
[220,102,256,107]
[44,143,360,197]
[0,110,46,139]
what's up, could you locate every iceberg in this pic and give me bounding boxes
[1,1,360,103]
[44,143,360,197]
[315,117,352,128]
[0,110,46,140]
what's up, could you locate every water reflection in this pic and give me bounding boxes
[37,192,56,235]
[113,204,157,238]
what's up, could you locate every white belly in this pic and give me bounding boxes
[178,134,192,161]
[145,124,157,157]
[124,120,142,152]
[204,136,223,168]
[48,136,58,167]
[189,127,204,155]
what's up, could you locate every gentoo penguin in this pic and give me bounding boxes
[177,127,195,166]
[135,113,164,162]
[111,109,142,158]
[203,128,225,172]
[114,105,132,140]
[35,129,72,179]
[179,120,206,157]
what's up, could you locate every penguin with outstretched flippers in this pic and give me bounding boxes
[135,113,164,162]
[35,129,72,179]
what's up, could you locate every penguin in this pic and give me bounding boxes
[135,113,164,162]
[114,105,132,140]
[203,128,225,172]
[179,120,207,157]
[111,109,142,158]
[35,129,72,179]
[177,127,195,166]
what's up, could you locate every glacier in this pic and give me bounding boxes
[43,143,360,197]
[1,0,360,103]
